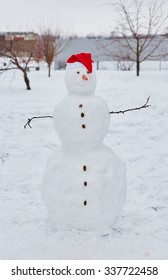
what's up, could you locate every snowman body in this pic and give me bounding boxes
[42,60,126,233]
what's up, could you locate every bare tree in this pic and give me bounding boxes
[116,59,134,71]
[106,0,168,76]
[33,36,44,68]
[40,27,70,77]
[0,39,33,90]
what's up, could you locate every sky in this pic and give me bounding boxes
[0,0,113,36]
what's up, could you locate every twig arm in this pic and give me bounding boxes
[109,96,151,114]
[24,115,53,129]
[24,97,151,129]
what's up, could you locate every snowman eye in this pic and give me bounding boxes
[77,71,80,74]
[87,71,90,74]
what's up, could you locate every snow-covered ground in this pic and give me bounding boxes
[0,66,168,259]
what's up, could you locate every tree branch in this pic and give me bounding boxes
[24,115,53,129]
[24,97,151,129]
[109,96,151,114]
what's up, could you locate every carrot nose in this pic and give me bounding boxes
[82,74,88,80]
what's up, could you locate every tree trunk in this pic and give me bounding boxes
[136,38,140,77]
[23,70,31,90]
[136,60,140,76]
[48,64,51,77]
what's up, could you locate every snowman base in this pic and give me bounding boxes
[42,144,126,234]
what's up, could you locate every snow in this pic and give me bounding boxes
[42,64,126,233]
[65,64,97,94]
[42,145,126,233]
[53,94,110,144]
[0,65,168,259]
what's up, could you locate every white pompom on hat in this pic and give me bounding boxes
[66,52,94,73]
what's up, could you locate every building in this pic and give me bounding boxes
[54,36,168,70]
[0,32,38,56]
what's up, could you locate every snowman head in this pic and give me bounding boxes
[65,53,96,95]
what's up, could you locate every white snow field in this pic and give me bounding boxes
[0,66,168,259]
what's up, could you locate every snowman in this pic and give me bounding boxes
[41,53,126,234]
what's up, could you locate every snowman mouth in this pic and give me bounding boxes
[75,83,88,88]
[80,80,90,86]
[81,82,89,86]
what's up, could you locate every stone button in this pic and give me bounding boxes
[84,200,87,206]
[83,165,87,171]
[81,112,85,118]
[79,104,83,108]
[82,124,86,129]
[84,181,87,186]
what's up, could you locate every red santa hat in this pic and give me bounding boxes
[66,52,94,73]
